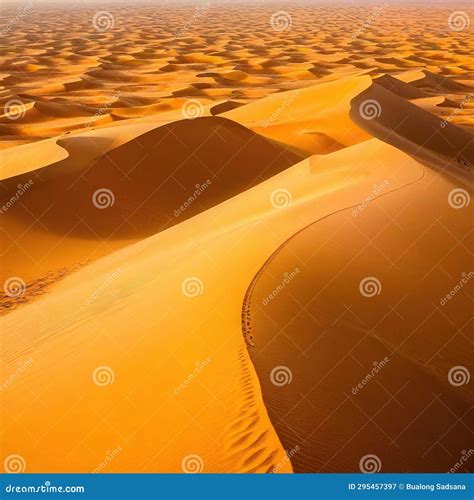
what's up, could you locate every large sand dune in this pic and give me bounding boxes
[0,2,472,474]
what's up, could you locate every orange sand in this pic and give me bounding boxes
[0,3,473,473]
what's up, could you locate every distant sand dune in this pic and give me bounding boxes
[0,3,472,474]
[350,80,474,184]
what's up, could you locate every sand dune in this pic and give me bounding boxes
[350,81,473,183]
[1,2,473,475]
[1,134,428,471]
[0,116,299,303]
[245,164,472,473]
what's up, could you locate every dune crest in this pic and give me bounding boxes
[1,2,473,474]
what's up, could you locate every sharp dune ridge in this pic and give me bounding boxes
[0,3,473,474]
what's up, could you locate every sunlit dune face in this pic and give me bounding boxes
[0,4,472,147]
[0,2,473,475]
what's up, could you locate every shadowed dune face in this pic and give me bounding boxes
[0,116,300,302]
[350,82,474,182]
[246,167,473,472]
[1,117,299,239]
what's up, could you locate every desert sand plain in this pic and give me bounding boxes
[0,2,473,473]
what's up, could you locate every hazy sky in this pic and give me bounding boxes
[2,0,471,4]
[1,0,472,9]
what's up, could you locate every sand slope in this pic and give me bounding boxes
[1,3,473,474]
[0,116,299,310]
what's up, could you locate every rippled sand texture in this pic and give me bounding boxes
[0,3,473,473]
[1,4,473,148]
